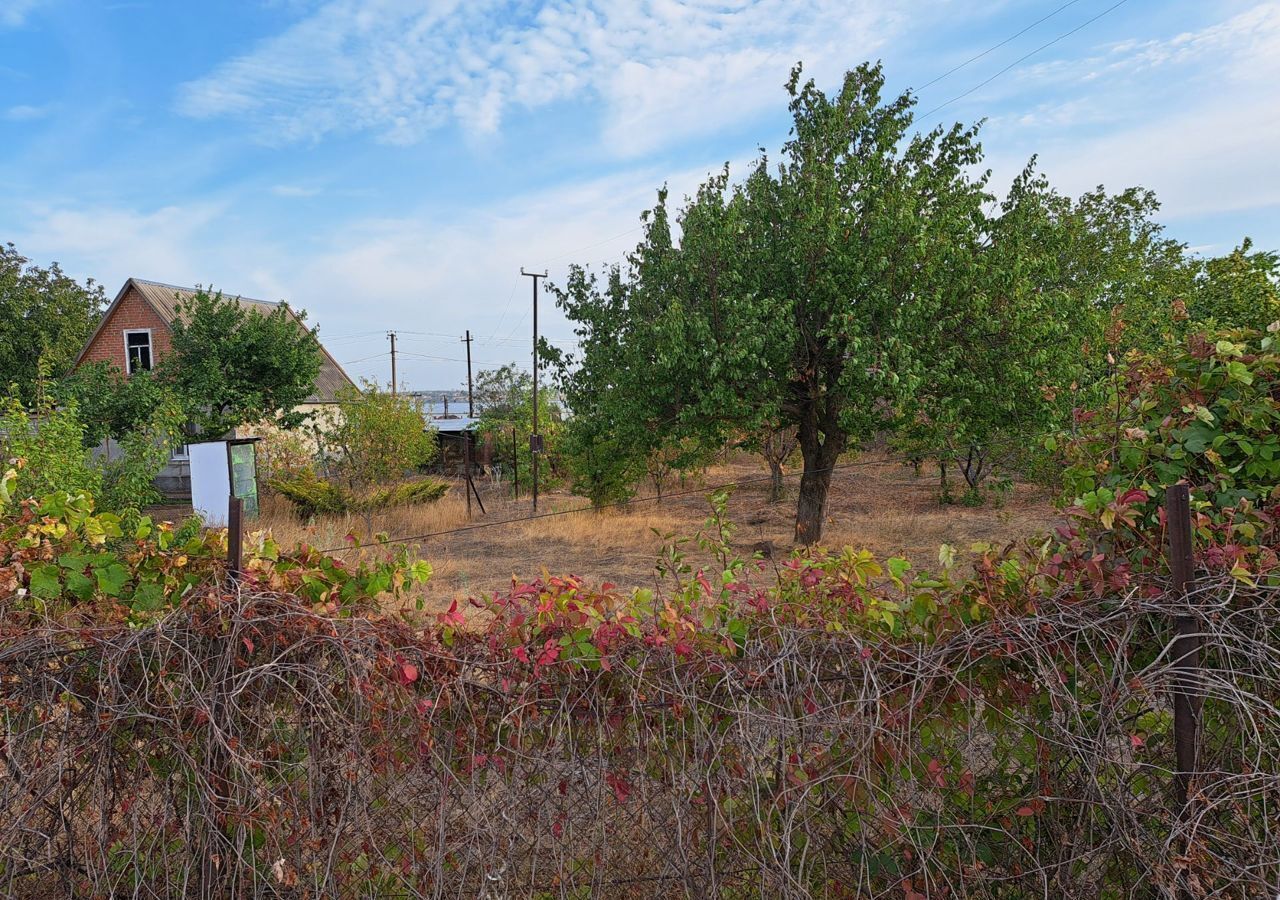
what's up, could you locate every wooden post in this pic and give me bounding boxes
[511,426,519,498]
[464,434,473,520]
[1165,483,1200,808]
[227,495,244,585]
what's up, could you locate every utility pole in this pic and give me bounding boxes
[387,330,398,395]
[462,329,474,417]
[520,268,547,512]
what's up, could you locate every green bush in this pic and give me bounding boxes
[1060,327,1280,531]
[361,479,448,510]
[0,393,101,501]
[269,471,350,518]
[270,472,449,519]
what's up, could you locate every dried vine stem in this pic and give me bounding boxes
[2,576,1278,898]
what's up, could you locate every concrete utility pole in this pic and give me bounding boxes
[387,331,398,395]
[462,329,474,417]
[520,269,547,512]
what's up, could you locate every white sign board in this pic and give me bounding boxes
[189,441,231,526]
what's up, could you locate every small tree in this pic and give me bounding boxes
[319,381,437,492]
[747,423,798,504]
[166,289,323,437]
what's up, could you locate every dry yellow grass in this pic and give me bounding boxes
[242,450,1063,614]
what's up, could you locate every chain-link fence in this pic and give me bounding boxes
[3,576,1278,898]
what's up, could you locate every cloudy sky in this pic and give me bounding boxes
[2,0,1278,389]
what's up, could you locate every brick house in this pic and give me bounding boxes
[73,278,357,494]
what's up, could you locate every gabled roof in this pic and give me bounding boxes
[75,277,357,403]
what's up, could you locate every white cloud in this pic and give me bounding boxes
[176,0,909,152]
[15,202,229,286]
[978,3,1280,223]
[270,184,321,197]
[4,104,50,121]
[0,0,48,27]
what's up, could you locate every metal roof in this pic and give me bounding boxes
[430,416,481,433]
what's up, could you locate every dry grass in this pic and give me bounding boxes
[240,450,1063,614]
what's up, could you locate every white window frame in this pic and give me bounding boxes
[170,443,190,461]
[123,328,154,375]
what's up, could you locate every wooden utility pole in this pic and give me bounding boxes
[387,331,398,395]
[520,269,547,512]
[462,330,474,417]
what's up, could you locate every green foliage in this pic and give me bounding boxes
[1118,238,1280,353]
[269,471,349,518]
[165,288,323,437]
[1,382,183,513]
[97,393,185,511]
[0,393,101,501]
[559,418,641,508]
[0,243,105,405]
[473,363,562,493]
[56,362,178,448]
[363,478,448,509]
[318,380,436,490]
[0,467,432,620]
[270,471,448,519]
[1060,327,1280,568]
[553,62,992,543]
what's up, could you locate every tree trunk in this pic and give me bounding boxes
[766,456,785,503]
[794,423,845,545]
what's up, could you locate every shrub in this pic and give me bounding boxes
[317,381,437,489]
[1058,326,1280,575]
[269,470,349,518]
[270,471,449,519]
[254,420,318,486]
[0,393,100,500]
[0,466,431,621]
[361,478,448,509]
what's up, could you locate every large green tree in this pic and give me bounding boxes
[900,168,1191,497]
[165,289,323,436]
[0,244,104,404]
[554,63,991,543]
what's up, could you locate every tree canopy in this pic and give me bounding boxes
[551,61,1280,542]
[0,244,104,404]
[554,63,993,542]
[165,289,323,437]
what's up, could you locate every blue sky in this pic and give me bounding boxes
[3,0,1278,390]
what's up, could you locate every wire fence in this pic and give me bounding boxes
[3,571,1277,898]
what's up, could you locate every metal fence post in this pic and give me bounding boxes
[1165,483,1200,809]
[227,495,244,586]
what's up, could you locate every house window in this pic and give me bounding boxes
[124,329,152,374]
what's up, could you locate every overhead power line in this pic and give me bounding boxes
[916,0,1132,123]
[915,0,1083,92]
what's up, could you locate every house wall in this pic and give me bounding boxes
[79,285,172,373]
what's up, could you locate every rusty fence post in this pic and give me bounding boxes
[227,495,244,586]
[1165,483,1200,809]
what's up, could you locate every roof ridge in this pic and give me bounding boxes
[129,277,284,307]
